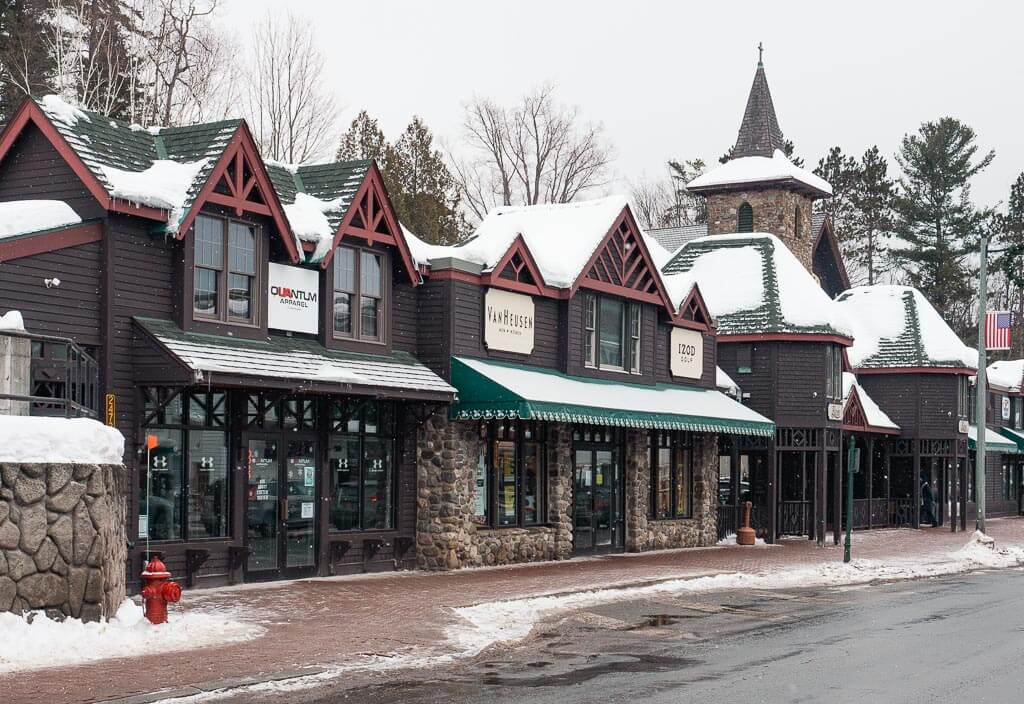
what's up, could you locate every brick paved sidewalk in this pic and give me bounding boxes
[6,518,1023,704]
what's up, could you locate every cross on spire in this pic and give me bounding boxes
[758,42,764,66]
[732,53,786,159]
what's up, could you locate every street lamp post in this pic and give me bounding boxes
[975,235,988,535]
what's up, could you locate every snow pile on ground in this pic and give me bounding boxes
[0,309,25,331]
[0,200,81,240]
[0,417,124,464]
[0,599,264,674]
[100,159,209,229]
[447,532,1024,656]
[687,148,832,195]
[715,533,770,547]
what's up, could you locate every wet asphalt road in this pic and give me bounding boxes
[277,569,1024,704]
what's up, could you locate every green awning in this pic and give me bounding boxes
[968,425,1017,453]
[450,356,775,436]
[997,427,1024,453]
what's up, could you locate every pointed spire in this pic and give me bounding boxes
[732,47,786,159]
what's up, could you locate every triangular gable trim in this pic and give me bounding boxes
[0,98,167,221]
[676,282,714,332]
[482,234,555,297]
[571,206,677,315]
[813,215,850,291]
[175,123,300,263]
[843,386,868,430]
[321,162,420,285]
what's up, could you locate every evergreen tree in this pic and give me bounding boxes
[0,0,55,121]
[995,172,1024,355]
[813,146,860,238]
[666,158,707,225]
[893,117,995,335]
[847,146,896,285]
[336,111,389,164]
[719,138,802,166]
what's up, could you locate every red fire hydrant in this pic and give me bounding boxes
[141,556,182,624]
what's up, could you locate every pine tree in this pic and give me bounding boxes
[336,111,389,164]
[719,138,802,166]
[0,0,55,121]
[893,117,995,335]
[666,158,707,226]
[995,172,1024,355]
[813,146,860,238]
[847,146,895,285]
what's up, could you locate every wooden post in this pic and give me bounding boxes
[913,447,922,529]
[833,446,841,545]
[886,450,892,526]
[867,436,875,530]
[768,446,778,544]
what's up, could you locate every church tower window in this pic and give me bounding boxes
[795,204,802,238]
[738,202,753,233]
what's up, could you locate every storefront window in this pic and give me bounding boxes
[649,431,693,519]
[522,442,543,525]
[328,401,395,532]
[476,421,547,528]
[496,440,517,526]
[140,387,230,542]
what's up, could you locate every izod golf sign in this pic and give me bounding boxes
[268,262,319,335]
[484,288,535,355]
[670,327,703,379]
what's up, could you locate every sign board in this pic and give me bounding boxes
[669,327,703,379]
[827,403,844,422]
[104,394,116,427]
[267,262,320,335]
[958,419,969,435]
[484,288,535,355]
[1002,396,1011,421]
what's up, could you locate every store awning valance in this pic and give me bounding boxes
[997,427,1024,453]
[450,356,775,436]
[968,425,1018,453]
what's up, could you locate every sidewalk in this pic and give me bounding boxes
[5,518,1024,704]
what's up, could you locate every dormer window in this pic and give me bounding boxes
[333,245,386,342]
[193,214,258,324]
[583,292,641,373]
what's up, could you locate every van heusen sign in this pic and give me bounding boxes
[268,262,320,335]
[484,288,535,355]
[669,327,703,379]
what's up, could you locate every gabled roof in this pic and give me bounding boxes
[833,285,978,371]
[811,213,850,297]
[661,233,851,340]
[687,149,832,198]
[644,223,707,254]
[733,59,787,159]
[987,360,1024,393]
[842,372,899,434]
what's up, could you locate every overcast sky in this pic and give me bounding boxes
[222,0,1021,209]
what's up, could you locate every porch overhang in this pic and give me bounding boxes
[996,427,1024,453]
[133,317,456,403]
[449,356,775,436]
[967,425,1017,454]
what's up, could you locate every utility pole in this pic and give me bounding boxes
[844,443,858,563]
[975,235,988,535]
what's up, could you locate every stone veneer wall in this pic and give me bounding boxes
[625,431,719,551]
[0,463,126,621]
[416,415,572,570]
[706,189,816,272]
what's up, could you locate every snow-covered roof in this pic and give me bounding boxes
[716,366,741,398]
[987,360,1024,392]
[410,196,630,288]
[0,310,25,332]
[0,200,82,240]
[0,417,124,464]
[833,285,978,370]
[661,233,851,338]
[842,372,899,432]
[686,149,833,197]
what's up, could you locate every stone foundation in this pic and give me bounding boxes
[0,463,126,621]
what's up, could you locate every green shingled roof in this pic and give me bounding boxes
[662,234,848,337]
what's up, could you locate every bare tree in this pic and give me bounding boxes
[242,12,339,163]
[452,83,613,222]
[629,176,674,230]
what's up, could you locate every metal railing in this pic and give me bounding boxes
[0,328,99,419]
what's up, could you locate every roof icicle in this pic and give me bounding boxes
[732,46,787,159]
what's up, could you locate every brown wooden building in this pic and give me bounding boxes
[974,360,1024,518]
[0,96,455,589]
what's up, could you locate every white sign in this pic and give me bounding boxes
[268,262,320,335]
[1002,396,1011,421]
[301,502,314,519]
[958,419,970,434]
[484,288,535,354]
[669,327,703,379]
[827,403,844,422]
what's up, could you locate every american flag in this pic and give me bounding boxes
[986,311,1012,350]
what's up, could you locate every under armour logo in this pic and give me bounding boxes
[152,455,168,470]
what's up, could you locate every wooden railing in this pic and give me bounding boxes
[889,498,915,527]
[779,500,811,536]
[0,329,99,419]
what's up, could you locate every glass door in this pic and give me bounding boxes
[594,450,616,547]
[573,447,623,554]
[245,436,318,579]
[573,450,594,551]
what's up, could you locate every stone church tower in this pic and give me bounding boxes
[686,54,832,272]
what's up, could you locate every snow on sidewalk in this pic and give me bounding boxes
[446,531,1024,656]
[0,599,264,674]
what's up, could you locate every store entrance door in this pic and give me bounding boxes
[572,447,624,554]
[244,436,319,580]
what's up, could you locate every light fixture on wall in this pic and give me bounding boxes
[44,277,61,288]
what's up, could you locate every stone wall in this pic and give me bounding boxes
[416,415,572,570]
[0,463,126,621]
[625,431,719,551]
[706,189,816,272]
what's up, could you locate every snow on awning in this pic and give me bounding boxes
[967,425,1017,454]
[0,200,81,240]
[450,356,775,436]
[996,427,1024,453]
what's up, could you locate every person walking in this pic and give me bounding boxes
[921,476,939,527]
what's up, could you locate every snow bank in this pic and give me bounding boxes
[687,149,833,195]
[0,200,81,240]
[447,532,1024,656]
[0,599,264,674]
[0,417,124,465]
[100,159,209,229]
[0,309,25,332]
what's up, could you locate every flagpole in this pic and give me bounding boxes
[976,235,988,535]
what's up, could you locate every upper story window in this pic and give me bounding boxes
[193,215,258,324]
[333,246,385,342]
[794,205,803,238]
[1015,397,1022,429]
[958,376,970,419]
[825,345,843,400]
[738,202,753,233]
[583,293,641,373]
